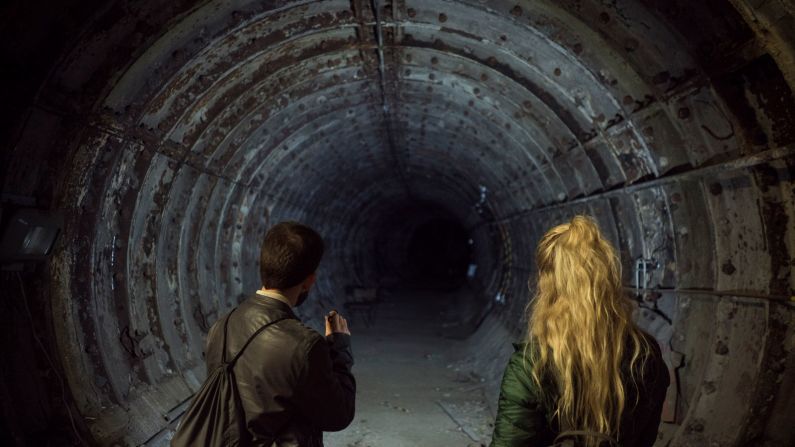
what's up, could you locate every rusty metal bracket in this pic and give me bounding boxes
[635,258,659,296]
[119,326,151,359]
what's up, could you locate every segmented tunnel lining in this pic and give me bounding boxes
[0,0,794,445]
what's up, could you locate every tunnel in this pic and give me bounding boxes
[1,0,794,445]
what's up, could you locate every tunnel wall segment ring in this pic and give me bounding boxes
[3,0,792,444]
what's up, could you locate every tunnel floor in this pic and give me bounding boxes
[324,287,495,447]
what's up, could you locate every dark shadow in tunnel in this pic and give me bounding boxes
[405,217,471,287]
[372,200,474,292]
[344,199,489,340]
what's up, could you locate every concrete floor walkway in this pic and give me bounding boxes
[325,287,495,447]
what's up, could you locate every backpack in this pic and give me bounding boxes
[551,430,619,447]
[171,308,287,447]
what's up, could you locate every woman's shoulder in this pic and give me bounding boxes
[500,342,539,393]
[505,342,540,388]
[635,329,666,366]
[637,329,670,382]
[509,342,531,364]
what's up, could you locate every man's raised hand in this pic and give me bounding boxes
[325,310,350,336]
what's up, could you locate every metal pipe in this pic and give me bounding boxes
[476,144,794,228]
[370,0,412,196]
[624,286,794,303]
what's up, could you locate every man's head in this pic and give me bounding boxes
[260,222,324,299]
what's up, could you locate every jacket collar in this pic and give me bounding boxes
[256,289,292,307]
[249,292,299,320]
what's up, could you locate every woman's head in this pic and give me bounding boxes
[533,215,627,330]
[525,215,647,442]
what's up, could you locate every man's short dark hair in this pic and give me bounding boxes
[260,222,324,289]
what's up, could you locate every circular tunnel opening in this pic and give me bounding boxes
[368,200,480,293]
[405,217,471,286]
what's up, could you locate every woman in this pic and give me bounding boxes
[491,216,669,447]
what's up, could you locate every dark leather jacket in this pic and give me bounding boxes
[204,294,356,446]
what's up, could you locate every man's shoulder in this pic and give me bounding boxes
[278,318,322,337]
[217,300,321,347]
[275,318,325,350]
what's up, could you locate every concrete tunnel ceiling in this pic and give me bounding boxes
[1,0,795,445]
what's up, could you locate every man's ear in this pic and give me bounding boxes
[303,272,317,290]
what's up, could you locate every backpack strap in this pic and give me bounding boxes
[221,307,289,367]
[553,430,618,446]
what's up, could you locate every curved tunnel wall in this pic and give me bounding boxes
[1,0,794,445]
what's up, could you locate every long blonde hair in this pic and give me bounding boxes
[524,215,649,444]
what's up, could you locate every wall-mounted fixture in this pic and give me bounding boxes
[0,208,63,265]
[474,185,488,216]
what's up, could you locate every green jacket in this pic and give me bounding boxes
[490,337,669,447]
[490,343,556,447]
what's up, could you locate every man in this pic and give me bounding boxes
[203,221,355,446]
